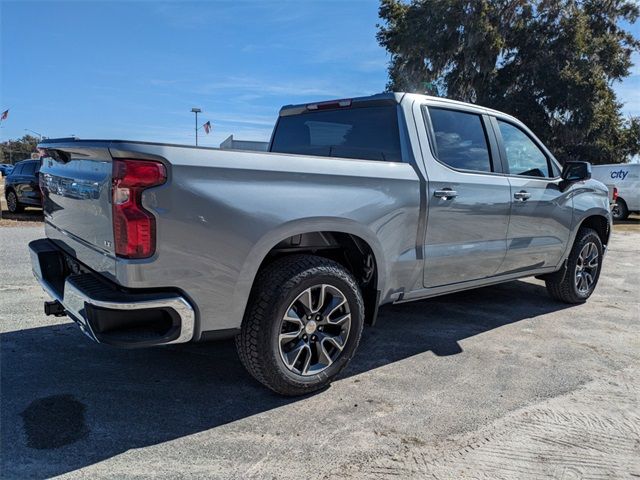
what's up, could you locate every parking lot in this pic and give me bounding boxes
[1,215,639,479]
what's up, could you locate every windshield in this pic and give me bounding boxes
[270,105,402,162]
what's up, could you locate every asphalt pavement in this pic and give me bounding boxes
[1,222,639,479]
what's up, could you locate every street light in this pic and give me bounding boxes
[24,128,44,140]
[191,108,202,146]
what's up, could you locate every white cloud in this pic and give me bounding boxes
[149,79,179,87]
[193,76,349,98]
[146,74,379,102]
[212,113,276,127]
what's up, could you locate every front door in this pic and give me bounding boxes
[421,105,511,288]
[492,118,572,274]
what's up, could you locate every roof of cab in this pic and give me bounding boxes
[279,92,404,116]
[278,91,516,122]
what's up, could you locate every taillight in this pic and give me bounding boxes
[612,187,618,202]
[112,159,166,259]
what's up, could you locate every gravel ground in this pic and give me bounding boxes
[1,223,639,479]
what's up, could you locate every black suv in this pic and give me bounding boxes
[4,159,42,212]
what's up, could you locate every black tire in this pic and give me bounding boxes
[612,198,629,221]
[545,227,603,304]
[6,190,23,213]
[235,254,365,396]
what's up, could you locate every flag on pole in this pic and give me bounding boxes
[0,109,8,122]
[203,121,212,134]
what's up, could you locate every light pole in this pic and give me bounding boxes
[24,128,44,140]
[191,107,201,146]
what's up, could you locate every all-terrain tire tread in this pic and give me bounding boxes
[545,227,602,304]
[235,254,364,396]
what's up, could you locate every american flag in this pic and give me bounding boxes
[0,109,8,122]
[203,121,212,134]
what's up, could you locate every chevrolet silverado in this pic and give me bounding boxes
[29,93,611,395]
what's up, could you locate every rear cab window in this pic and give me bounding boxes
[426,107,493,173]
[270,105,402,162]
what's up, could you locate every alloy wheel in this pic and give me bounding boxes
[278,284,351,376]
[575,242,599,294]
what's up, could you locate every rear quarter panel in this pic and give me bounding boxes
[109,143,421,338]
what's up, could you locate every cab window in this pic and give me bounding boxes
[23,162,37,176]
[497,120,551,177]
[428,107,493,173]
[271,106,402,162]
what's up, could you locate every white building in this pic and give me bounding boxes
[219,135,269,152]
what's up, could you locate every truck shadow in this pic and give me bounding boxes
[1,279,571,479]
[0,208,44,222]
[613,215,639,226]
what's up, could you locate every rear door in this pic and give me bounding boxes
[419,103,511,288]
[20,161,40,204]
[491,117,572,274]
[11,162,30,202]
[8,163,24,198]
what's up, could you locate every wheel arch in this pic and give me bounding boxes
[232,218,387,329]
[556,209,611,271]
[578,214,611,248]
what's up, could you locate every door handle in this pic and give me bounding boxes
[434,189,457,200]
[514,190,531,201]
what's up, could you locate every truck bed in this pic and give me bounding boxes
[36,138,421,341]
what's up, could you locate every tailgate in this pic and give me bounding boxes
[39,141,116,257]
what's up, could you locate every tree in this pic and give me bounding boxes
[377,0,640,164]
[0,135,40,164]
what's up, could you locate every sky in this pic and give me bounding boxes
[1,1,639,148]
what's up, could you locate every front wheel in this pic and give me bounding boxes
[236,254,364,396]
[545,228,603,303]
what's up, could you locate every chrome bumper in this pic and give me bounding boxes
[29,238,195,347]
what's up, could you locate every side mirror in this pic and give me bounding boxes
[561,161,591,182]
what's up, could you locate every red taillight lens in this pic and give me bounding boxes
[612,187,618,202]
[112,159,166,259]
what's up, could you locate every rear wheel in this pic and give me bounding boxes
[6,191,23,213]
[545,228,603,303]
[236,254,364,396]
[612,198,629,221]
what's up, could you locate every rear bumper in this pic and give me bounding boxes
[29,238,195,348]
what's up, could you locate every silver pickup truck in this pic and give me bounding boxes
[29,93,611,395]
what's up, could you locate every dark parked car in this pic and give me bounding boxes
[0,163,14,177]
[4,159,42,212]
